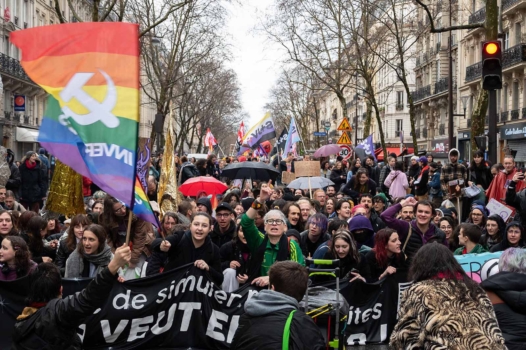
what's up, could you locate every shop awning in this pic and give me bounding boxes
[375,147,414,161]
[16,127,39,143]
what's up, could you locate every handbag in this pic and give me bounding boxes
[462,184,482,198]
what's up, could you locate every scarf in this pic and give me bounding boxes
[416,165,429,184]
[247,234,289,280]
[25,160,37,169]
[64,243,112,278]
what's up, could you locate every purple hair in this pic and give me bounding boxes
[306,213,328,233]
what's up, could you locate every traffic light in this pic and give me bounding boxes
[482,41,502,90]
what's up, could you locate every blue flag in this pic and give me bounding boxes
[356,134,376,161]
[283,118,301,156]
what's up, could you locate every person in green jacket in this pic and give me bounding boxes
[454,223,488,255]
[241,185,304,288]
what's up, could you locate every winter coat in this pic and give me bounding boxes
[406,163,420,185]
[179,161,200,184]
[82,176,92,197]
[381,203,447,262]
[414,166,429,196]
[427,169,443,197]
[55,239,76,276]
[341,176,377,203]
[329,168,347,190]
[12,267,117,350]
[505,181,526,228]
[19,159,47,203]
[210,219,237,248]
[7,162,21,196]
[154,230,223,285]
[490,222,525,253]
[390,279,506,349]
[206,163,219,179]
[469,163,492,190]
[231,289,325,350]
[488,167,526,204]
[481,271,526,350]
[0,261,37,281]
[299,230,330,258]
[440,148,467,195]
[453,243,488,255]
[384,170,408,199]
[361,250,407,283]
[320,168,331,179]
[378,166,391,193]
[365,164,379,185]
[219,239,251,274]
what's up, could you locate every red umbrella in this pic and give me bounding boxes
[179,176,228,197]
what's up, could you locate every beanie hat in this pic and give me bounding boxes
[419,156,428,165]
[373,193,388,204]
[411,156,419,161]
[286,229,301,242]
[39,147,46,154]
[196,197,212,214]
[471,205,488,219]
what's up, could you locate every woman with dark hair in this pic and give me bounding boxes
[335,199,352,221]
[151,212,223,285]
[0,236,37,281]
[195,158,207,177]
[453,223,488,255]
[329,161,347,190]
[314,230,363,283]
[206,154,219,179]
[438,216,455,243]
[100,196,154,275]
[342,168,377,203]
[20,216,54,263]
[18,151,47,213]
[224,191,241,207]
[0,210,18,246]
[55,214,90,276]
[65,224,113,278]
[350,158,361,175]
[17,210,37,235]
[160,211,179,237]
[390,243,506,349]
[220,224,252,292]
[283,202,304,232]
[481,214,505,250]
[362,228,406,282]
[468,150,492,193]
[91,200,103,213]
[325,197,336,219]
[294,188,304,197]
[320,161,332,179]
[45,218,61,238]
[490,221,525,252]
[481,248,526,349]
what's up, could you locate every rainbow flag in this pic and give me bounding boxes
[11,23,139,208]
[133,177,160,228]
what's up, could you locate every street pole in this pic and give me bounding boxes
[354,74,358,159]
[488,90,497,164]
[447,1,454,153]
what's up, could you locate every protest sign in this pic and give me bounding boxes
[486,198,514,222]
[294,161,320,177]
[282,171,296,184]
[455,251,502,283]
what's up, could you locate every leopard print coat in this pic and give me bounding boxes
[390,279,507,349]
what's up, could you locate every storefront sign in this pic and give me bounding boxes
[432,139,449,152]
[500,122,526,140]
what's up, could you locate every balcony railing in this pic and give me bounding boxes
[0,52,32,82]
[14,16,18,26]
[423,129,428,138]
[468,7,486,25]
[502,0,521,12]
[395,130,401,137]
[396,104,404,111]
[434,77,449,94]
[466,61,482,82]
[503,43,526,68]
[511,109,520,120]
[23,115,31,124]
[439,124,445,135]
[4,111,12,120]
[412,85,432,102]
[501,111,509,122]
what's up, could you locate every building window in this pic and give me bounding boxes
[396,91,404,110]
[515,22,522,46]
[513,81,519,110]
[504,31,509,50]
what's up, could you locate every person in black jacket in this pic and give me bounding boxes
[299,213,330,258]
[20,216,55,264]
[18,151,47,213]
[329,161,347,190]
[342,168,377,203]
[362,228,407,282]
[364,155,379,185]
[6,148,21,199]
[206,154,220,179]
[490,221,525,252]
[210,202,236,248]
[505,170,526,227]
[12,244,131,350]
[179,156,200,184]
[481,248,526,350]
[220,224,252,292]
[231,261,325,350]
[150,212,223,285]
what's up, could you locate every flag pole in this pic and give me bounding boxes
[293,116,308,156]
[125,209,133,245]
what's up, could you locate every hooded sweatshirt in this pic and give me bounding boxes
[490,222,525,252]
[481,272,526,349]
[231,289,325,350]
[440,148,467,195]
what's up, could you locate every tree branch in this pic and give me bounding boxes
[413,0,483,32]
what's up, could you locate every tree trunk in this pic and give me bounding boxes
[364,103,372,137]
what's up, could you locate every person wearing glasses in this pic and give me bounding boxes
[490,221,525,253]
[100,196,155,278]
[240,186,304,288]
[210,202,236,248]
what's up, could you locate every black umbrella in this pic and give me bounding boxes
[221,161,280,181]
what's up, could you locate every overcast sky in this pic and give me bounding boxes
[223,1,284,126]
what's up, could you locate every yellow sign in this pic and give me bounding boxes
[337,118,352,131]
[337,131,352,144]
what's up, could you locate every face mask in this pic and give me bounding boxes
[353,230,368,244]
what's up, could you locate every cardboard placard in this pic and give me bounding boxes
[486,198,515,222]
[294,161,320,177]
[282,171,296,185]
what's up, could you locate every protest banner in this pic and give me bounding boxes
[282,171,296,185]
[455,251,502,283]
[294,161,320,177]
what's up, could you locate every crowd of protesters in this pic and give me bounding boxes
[0,147,525,349]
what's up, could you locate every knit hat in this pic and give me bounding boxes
[196,197,212,214]
[471,205,488,219]
[418,156,428,165]
[38,147,46,154]
[373,193,388,204]
[411,156,419,161]
[286,229,301,242]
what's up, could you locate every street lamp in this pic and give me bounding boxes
[324,120,331,144]
[452,95,470,118]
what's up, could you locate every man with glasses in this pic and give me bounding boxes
[241,187,304,287]
[210,203,236,248]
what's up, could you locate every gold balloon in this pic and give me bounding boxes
[45,160,85,217]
